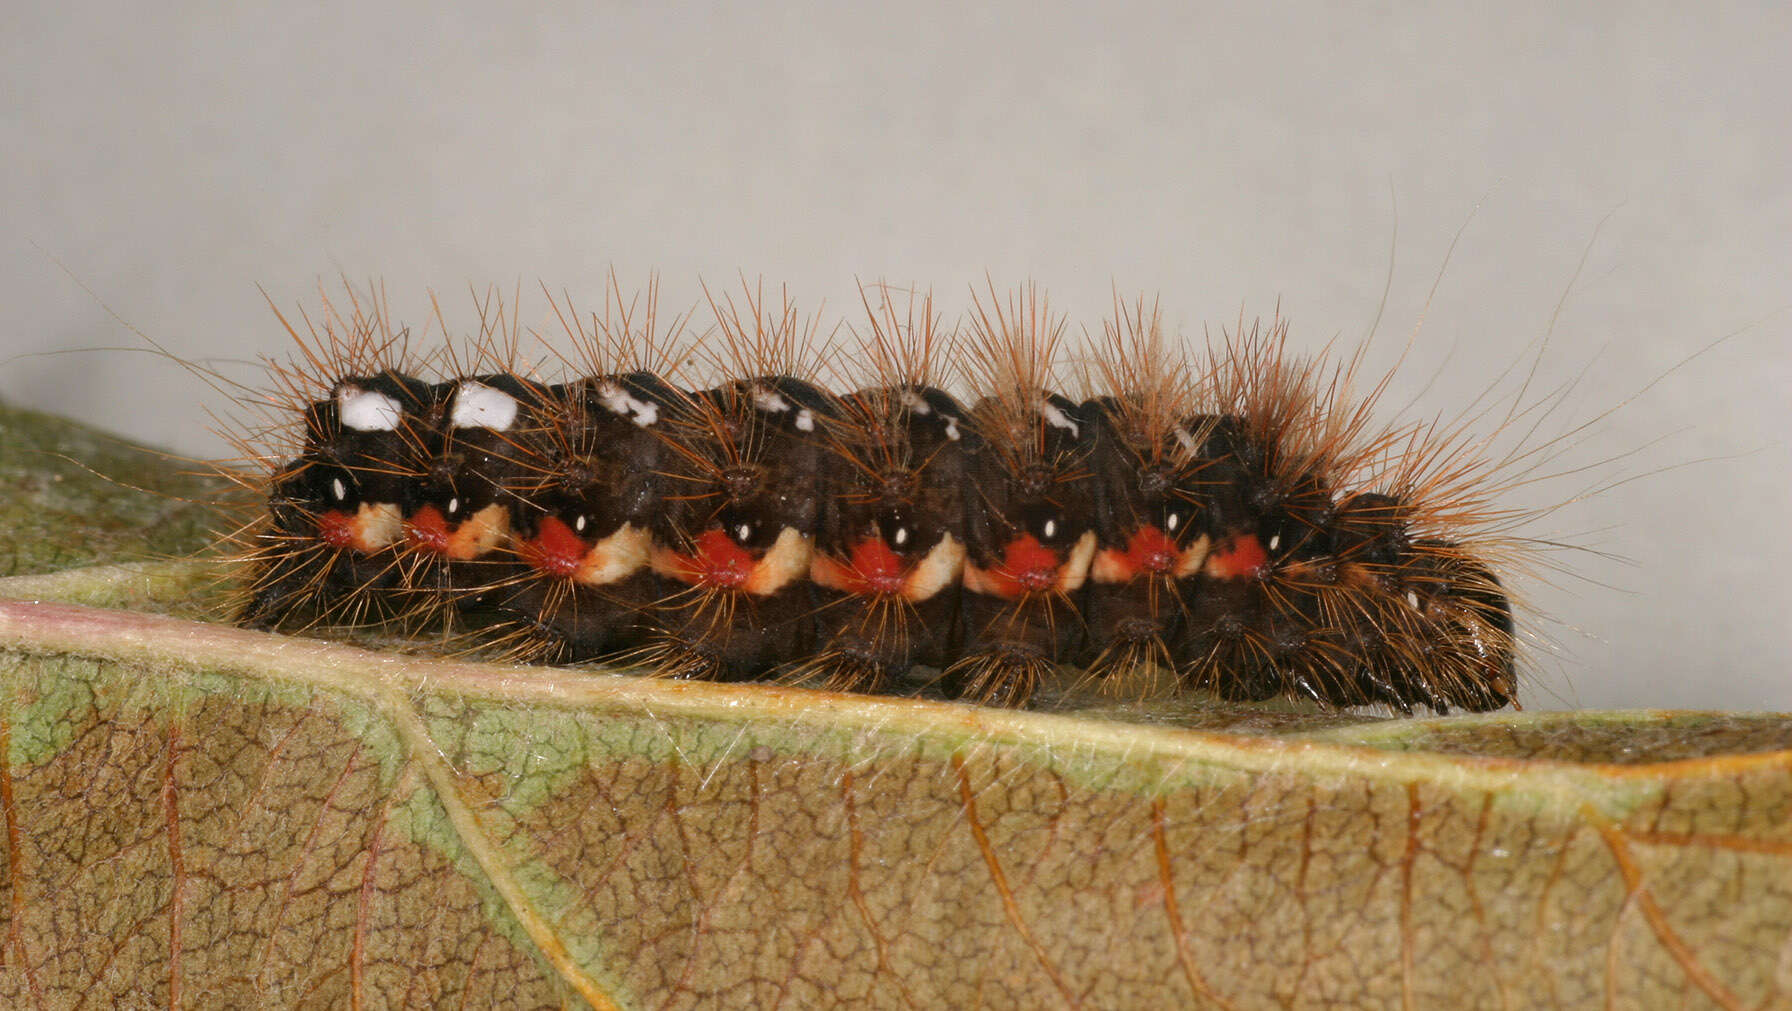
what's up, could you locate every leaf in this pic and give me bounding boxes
[0,400,229,578]
[2,404,1790,1008]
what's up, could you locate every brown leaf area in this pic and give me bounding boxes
[2,602,1792,1009]
[1311,712,1792,764]
[0,661,564,1009]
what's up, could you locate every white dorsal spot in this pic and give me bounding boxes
[795,408,815,432]
[893,526,909,546]
[574,514,588,533]
[336,384,402,432]
[736,523,753,542]
[943,416,961,441]
[1268,533,1281,551]
[751,385,792,414]
[1042,519,1058,540]
[1406,590,1422,610]
[1166,512,1180,532]
[330,477,348,502]
[1038,398,1079,436]
[447,496,461,516]
[451,382,519,430]
[597,381,660,427]
[1172,426,1198,453]
[900,390,932,414]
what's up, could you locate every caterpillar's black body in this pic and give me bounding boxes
[402,373,553,616]
[488,371,684,663]
[809,382,974,694]
[237,289,1521,714]
[1076,398,1213,689]
[947,391,1099,703]
[645,375,842,681]
[241,370,437,630]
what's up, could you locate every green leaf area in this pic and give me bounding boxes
[1,401,1788,1009]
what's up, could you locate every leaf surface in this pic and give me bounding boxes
[1,403,1789,1009]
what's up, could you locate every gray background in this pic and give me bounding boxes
[4,2,1787,711]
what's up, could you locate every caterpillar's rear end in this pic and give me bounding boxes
[1171,322,1518,713]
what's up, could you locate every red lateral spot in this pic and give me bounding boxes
[1125,524,1178,575]
[981,533,1061,597]
[1095,524,1179,582]
[1003,534,1061,590]
[669,527,755,589]
[317,509,358,550]
[520,515,588,578]
[851,537,908,594]
[818,536,907,596]
[405,504,451,556]
[1205,533,1268,579]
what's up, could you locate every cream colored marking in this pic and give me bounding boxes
[573,524,653,586]
[1090,550,1131,584]
[445,503,510,560]
[809,554,848,592]
[900,390,932,414]
[960,562,1005,597]
[335,384,402,432]
[450,382,519,431]
[1055,531,1098,592]
[648,545,687,580]
[380,696,622,1011]
[795,408,815,432]
[901,532,965,602]
[1173,533,1212,578]
[744,527,814,596]
[943,417,961,441]
[351,503,403,552]
[330,477,348,503]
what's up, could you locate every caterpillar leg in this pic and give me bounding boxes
[939,644,1059,708]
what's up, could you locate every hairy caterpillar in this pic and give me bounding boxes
[217,276,1528,714]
